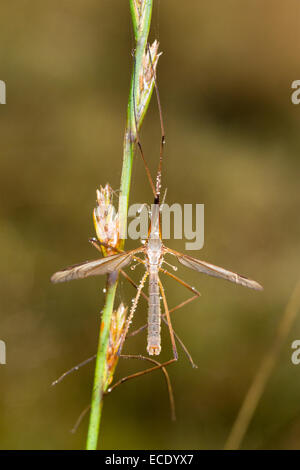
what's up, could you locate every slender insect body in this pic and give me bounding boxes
[147,268,161,355]
[146,204,164,355]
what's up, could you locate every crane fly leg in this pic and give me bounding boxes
[70,354,176,433]
[52,354,97,386]
[158,277,178,360]
[71,404,91,434]
[107,354,176,421]
[159,266,201,316]
[88,238,122,254]
[161,315,198,368]
[159,266,201,297]
[117,271,149,356]
[120,269,148,302]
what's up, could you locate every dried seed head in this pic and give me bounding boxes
[141,40,161,92]
[93,184,120,256]
[132,0,144,27]
[103,302,128,391]
[136,40,162,123]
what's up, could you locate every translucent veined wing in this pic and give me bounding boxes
[51,248,142,284]
[167,248,263,291]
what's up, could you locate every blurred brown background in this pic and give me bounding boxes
[0,0,300,450]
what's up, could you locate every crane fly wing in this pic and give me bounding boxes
[166,248,263,291]
[51,248,142,284]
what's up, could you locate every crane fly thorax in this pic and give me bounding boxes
[144,201,164,271]
[145,237,164,271]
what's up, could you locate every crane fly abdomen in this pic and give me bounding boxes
[147,268,161,355]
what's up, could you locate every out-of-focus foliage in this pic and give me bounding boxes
[0,0,300,449]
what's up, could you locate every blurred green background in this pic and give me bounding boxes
[0,0,300,450]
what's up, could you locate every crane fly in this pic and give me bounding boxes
[51,44,263,361]
[51,204,262,357]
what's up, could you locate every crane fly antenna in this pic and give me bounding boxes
[132,50,156,198]
[146,42,165,201]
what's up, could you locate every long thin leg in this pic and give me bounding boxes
[132,51,156,198]
[70,353,176,432]
[108,357,176,394]
[71,404,91,434]
[160,268,200,365]
[117,271,149,356]
[52,354,97,386]
[146,43,165,199]
[107,354,176,421]
[168,294,200,315]
[158,276,178,360]
[160,266,201,296]
[120,269,148,302]
[89,237,122,254]
[161,316,198,368]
